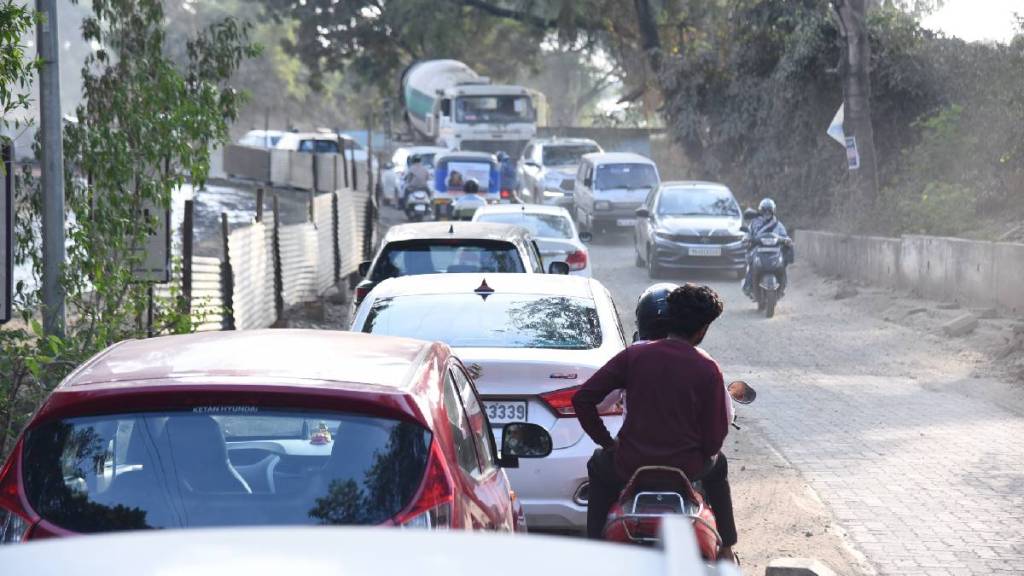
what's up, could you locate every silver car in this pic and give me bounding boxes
[473,204,594,277]
[352,273,627,533]
[518,138,603,207]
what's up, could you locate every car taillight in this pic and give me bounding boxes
[355,285,371,303]
[396,442,454,530]
[500,189,511,199]
[565,250,588,271]
[541,386,624,417]
[0,442,35,544]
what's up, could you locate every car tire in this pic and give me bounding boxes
[647,246,662,279]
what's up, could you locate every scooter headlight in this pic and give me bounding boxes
[760,236,779,246]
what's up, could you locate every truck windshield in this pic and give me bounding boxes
[455,95,534,124]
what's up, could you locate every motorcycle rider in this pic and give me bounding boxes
[402,154,431,209]
[742,198,791,298]
[572,283,738,561]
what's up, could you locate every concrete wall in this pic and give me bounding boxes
[799,230,1024,315]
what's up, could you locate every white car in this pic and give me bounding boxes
[473,204,594,277]
[352,273,627,533]
[518,137,603,207]
[382,145,449,205]
[0,521,738,576]
[238,129,285,148]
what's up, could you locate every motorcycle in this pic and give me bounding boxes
[746,231,791,318]
[602,381,757,560]
[404,187,432,222]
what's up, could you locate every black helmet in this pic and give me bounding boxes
[464,178,480,194]
[635,283,680,341]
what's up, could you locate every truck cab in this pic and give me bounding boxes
[430,84,536,158]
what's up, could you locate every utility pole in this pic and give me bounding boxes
[37,0,66,337]
[833,0,879,210]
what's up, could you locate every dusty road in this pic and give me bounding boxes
[589,231,1024,576]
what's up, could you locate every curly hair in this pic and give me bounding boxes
[666,283,724,338]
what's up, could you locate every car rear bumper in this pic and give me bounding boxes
[506,418,621,532]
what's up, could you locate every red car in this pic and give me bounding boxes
[0,330,550,542]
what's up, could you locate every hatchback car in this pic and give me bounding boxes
[518,138,603,207]
[352,274,627,533]
[634,181,746,278]
[0,330,551,542]
[355,221,567,306]
[472,204,594,277]
[574,152,661,235]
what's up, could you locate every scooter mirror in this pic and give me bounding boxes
[728,380,757,404]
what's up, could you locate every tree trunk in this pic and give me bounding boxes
[834,0,880,210]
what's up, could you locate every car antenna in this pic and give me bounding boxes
[448,224,454,234]
[474,278,494,300]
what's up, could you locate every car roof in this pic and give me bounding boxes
[530,137,600,147]
[660,180,732,191]
[383,221,532,243]
[436,150,496,162]
[367,273,595,300]
[580,152,655,165]
[58,330,434,392]
[0,520,721,576]
[474,204,571,218]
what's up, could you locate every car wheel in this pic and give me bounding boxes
[634,235,644,267]
[647,246,662,279]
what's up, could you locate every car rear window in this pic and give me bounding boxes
[372,240,525,281]
[362,294,603,349]
[21,409,430,533]
[475,212,574,239]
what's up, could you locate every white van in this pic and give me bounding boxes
[574,152,661,235]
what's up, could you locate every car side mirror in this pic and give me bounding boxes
[560,179,575,192]
[578,231,593,244]
[548,261,570,275]
[498,422,552,468]
[358,260,371,277]
[635,207,650,219]
[728,380,757,404]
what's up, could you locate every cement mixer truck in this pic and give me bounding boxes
[401,59,537,158]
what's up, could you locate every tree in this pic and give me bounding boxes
[833,0,880,211]
[1,0,257,458]
[0,1,37,125]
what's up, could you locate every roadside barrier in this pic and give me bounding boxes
[799,230,1024,314]
[164,153,376,331]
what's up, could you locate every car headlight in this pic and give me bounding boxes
[543,189,566,197]
[594,201,611,211]
[653,230,673,240]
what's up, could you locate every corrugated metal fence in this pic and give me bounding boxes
[174,153,376,332]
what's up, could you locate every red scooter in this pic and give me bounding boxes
[602,381,757,560]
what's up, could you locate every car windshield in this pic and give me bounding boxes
[475,212,574,239]
[362,294,602,350]
[371,240,525,281]
[595,164,658,190]
[407,153,438,169]
[455,95,534,124]
[21,409,430,532]
[298,139,339,154]
[542,145,600,166]
[657,188,741,217]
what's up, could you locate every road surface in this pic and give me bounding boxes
[589,231,1024,576]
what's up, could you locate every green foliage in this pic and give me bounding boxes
[0,0,257,458]
[0,1,38,123]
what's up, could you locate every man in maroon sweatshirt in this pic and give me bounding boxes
[572,283,735,559]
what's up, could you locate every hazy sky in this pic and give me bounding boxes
[923,0,1022,42]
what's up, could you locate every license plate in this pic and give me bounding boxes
[689,246,722,257]
[413,204,427,212]
[485,401,528,425]
[616,218,636,227]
